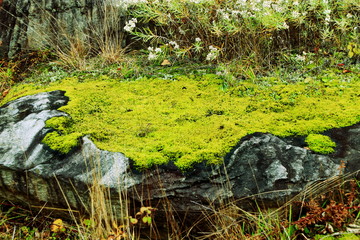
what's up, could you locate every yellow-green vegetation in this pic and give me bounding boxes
[305,134,336,154]
[2,72,360,170]
[315,233,360,240]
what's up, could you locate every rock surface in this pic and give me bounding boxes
[0,91,359,217]
[0,0,126,58]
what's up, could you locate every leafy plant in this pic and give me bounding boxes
[124,0,360,67]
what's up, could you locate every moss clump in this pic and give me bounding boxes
[45,116,74,133]
[2,70,360,170]
[305,134,336,154]
[314,233,360,240]
[42,131,82,154]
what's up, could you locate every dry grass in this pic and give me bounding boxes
[191,170,360,240]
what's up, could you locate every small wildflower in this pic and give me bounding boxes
[148,52,157,60]
[323,9,331,15]
[292,11,300,18]
[263,1,272,8]
[282,22,289,29]
[124,18,137,32]
[195,37,201,42]
[169,41,179,49]
[206,45,219,61]
[295,54,306,62]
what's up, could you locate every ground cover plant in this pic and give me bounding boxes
[2,63,359,170]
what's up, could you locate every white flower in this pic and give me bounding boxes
[272,4,284,13]
[223,13,230,21]
[148,52,157,60]
[263,1,272,8]
[293,1,299,6]
[206,45,219,61]
[282,22,289,29]
[124,18,137,32]
[169,41,179,49]
[323,9,331,15]
[295,54,306,62]
[292,11,300,18]
[209,45,216,51]
[346,13,353,18]
[325,16,331,22]
[155,47,162,53]
[195,37,201,42]
[148,47,154,51]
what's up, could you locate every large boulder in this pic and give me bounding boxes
[0,90,359,216]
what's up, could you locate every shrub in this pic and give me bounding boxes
[125,0,360,66]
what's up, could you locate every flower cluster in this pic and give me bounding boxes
[323,9,331,25]
[147,47,162,60]
[124,18,137,32]
[169,41,179,49]
[206,45,219,61]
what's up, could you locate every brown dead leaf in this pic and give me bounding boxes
[2,89,9,98]
[50,219,64,233]
[161,59,171,66]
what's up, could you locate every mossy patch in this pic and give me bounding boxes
[2,71,360,170]
[315,233,360,240]
[305,134,336,154]
[42,131,82,154]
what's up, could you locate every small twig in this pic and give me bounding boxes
[11,225,16,240]
[301,233,310,240]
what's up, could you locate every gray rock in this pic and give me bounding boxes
[0,90,359,219]
[0,0,127,58]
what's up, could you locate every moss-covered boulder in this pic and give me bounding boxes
[2,73,360,169]
[1,90,360,218]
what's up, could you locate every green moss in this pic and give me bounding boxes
[305,134,336,154]
[2,70,360,170]
[42,131,82,154]
[45,116,74,133]
[315,233,360,240]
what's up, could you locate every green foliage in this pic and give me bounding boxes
[305,134,336,154]
[348,42,360,59]
[125,0,360,66]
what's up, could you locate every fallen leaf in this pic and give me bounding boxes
[50,219,64,233]
[2,89,9,98]
[161,59,171,66]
